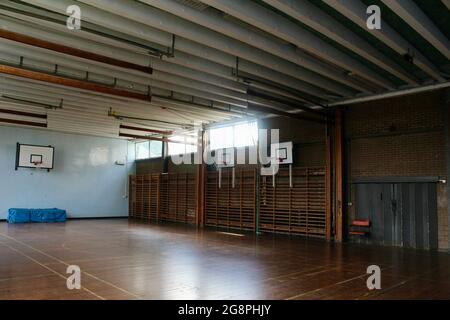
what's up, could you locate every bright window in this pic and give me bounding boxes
[149,141,163,158]
[209,121,258,150]
[168,135,198,156]
[135,140,162,160]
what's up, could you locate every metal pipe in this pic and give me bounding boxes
[328,82,450,107]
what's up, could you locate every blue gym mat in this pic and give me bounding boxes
[8,208,67,223]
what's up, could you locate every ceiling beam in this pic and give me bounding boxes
[0,29,153,75]
[119,124,173,135]
[16,0,344,99]
[0,107,47,119]
[139,0,370,91]
[443,0,450,11]
[119,132,195,144]
[0,64,153,103]
[262,0,418,85]
[197,0,394,89]
[248,103,328,124]
[323,0,444,82]
[76,0,366,94]
[0,23,247,107]
[0,75,239,123]
[246,88,326,117]
[0,117,47,127]
[380,0,450,60]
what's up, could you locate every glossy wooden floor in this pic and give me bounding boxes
[0,218,449,300]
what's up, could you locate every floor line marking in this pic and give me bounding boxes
[0,273,54,283]
[364,266,442,300]
[0,232,142,300]
[286,266,395,300]
[265,265,336,282]
[0,240,105,300]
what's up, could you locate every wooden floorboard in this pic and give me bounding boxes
[0,219,449,300]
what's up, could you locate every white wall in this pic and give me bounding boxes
[0,125,135,219]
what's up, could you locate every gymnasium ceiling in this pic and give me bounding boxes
[0,0,449,139]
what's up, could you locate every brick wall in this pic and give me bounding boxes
[349,131,445,177]
[346,91,445,178]
[346,90,448,250]
[259,116,326,167]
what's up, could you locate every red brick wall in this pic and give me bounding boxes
[259,116,326,167]
[346,90,448,250]
[349,131,445,177]
[346,91,445,177]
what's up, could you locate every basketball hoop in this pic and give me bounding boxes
[32,161,42,166]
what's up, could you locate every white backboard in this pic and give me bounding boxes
[16,143,54,170]
[216,147,235,168]
[271,141,293,165]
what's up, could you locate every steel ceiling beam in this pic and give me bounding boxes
[262,0,418,85]
[248,103,327,124]
[0,29,153,75]
[443,0,450,11]
[138,0,373,90]
[0,64,153,102]
[21,0,353,98]
[0,75,240,122]
[75,0,365,94]
[380,0,450,60]
[0,107,47,119]
[119,124,173,136]
[246,88,326,117]
[0,18,250,106]
[0,117,47,127]
[323,0,445,82]
[196,0,393,89]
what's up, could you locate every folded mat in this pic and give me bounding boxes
[8,208,66,223]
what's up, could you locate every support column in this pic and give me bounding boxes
[444,89,450,251]
[325,118,332,241]
[335,109,344,242]
[196,129,206,226]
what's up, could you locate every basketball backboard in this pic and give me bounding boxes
[16,143,54,170]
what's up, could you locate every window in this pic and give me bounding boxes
[168,135,198,156]
[208,121,258,150]
[135,140,162,160]
[149,141,163,158]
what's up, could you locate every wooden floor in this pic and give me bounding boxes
[0,218,449,300]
